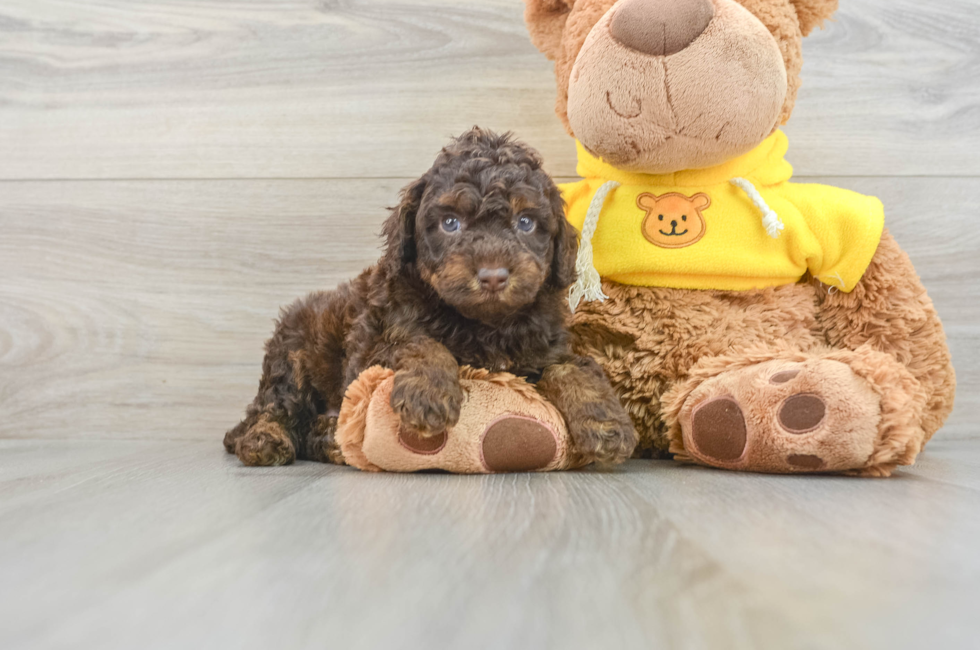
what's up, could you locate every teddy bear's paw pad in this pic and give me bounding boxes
[778,394,826,433]
[481,415,558,472]
[690,397,747,462]
[398,427,448,455]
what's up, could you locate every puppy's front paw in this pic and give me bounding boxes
[568,401,637,466]
[390,369,464,437]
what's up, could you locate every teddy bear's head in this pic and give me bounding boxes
[524,0,838,173]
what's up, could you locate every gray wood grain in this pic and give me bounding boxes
[1,438,979,650]
[0,178,394,442]
[1,0,978,180]
[1,1,978,648]
[1,176,976,442]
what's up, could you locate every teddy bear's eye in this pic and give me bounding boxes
[658,215,664,221]
[682,215,687,221]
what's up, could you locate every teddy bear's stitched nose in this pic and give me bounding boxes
[609,0,715,57]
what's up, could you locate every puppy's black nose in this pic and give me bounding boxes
[478,267,510,293]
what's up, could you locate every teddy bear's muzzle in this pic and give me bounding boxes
[567,0,788,174]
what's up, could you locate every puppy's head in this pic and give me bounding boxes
[382,127,576,322]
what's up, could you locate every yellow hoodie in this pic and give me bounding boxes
[560,131,884,298]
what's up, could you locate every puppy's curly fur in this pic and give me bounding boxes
[224,127,636,468]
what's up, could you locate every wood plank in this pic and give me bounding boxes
[0,176,975,442]
[785,0,980,176]
[0,178,398,441]
[0,0,977,180]
[1,439,979,649]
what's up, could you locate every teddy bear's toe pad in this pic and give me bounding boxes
[690,397,747,462]
[770,369,800,384]
[398,427,448,455]
[778,394,826,433]
[481,415,558,472]
[787,453,826,469]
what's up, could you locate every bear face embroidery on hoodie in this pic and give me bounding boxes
[638,192,711,249]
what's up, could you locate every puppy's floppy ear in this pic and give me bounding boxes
[383,174,428,274]
[790,0,839,36]
[524,0,572,61]
[547,184,578,290]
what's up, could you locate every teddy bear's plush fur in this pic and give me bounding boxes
[524,0,955,476]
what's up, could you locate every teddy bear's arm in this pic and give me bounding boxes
[780,182,885,293]
[812,229,955,441]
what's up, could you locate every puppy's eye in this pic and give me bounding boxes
[516,215,535,233]
[441,217,460,233]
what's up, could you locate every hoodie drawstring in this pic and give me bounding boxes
[730,177,784,238]
[568,180,619,312]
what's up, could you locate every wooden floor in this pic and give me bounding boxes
[2,438,980,650]
[1,1,978,648]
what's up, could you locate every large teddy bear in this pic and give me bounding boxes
[523,0,956,475]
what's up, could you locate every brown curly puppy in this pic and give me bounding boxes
[224,127,637,468]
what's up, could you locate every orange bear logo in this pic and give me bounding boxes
[638,192,710,249]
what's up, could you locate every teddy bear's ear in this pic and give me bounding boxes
[637,193,659,210]
[692,193,711,210]
[524,0,573,61]
[790,0,839,37]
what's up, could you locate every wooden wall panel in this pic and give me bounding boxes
[2,176,975,441]
[0,0,977,180]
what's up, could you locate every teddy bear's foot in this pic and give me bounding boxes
[338,366,574,473]
[666,348,926,476]
[680,359,880,473]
